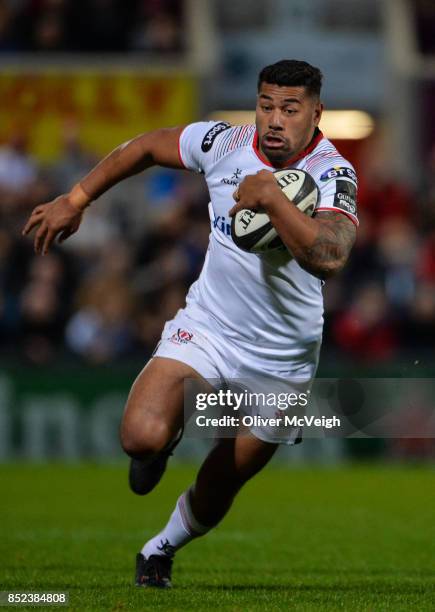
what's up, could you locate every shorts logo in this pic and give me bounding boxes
[170,328,193,345]
[320,166,357,183]
[333,180,357,215]
[201,122,231,152]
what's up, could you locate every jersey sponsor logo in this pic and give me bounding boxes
[221,168,243,186]
[333,180,357,215]
[170,328,193,345]
[201,122,231,152]
[213,215,231,236]
[320,166,357,183]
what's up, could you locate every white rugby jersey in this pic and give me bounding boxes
[178,121,358,363]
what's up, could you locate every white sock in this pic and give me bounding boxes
[141,487,211,559]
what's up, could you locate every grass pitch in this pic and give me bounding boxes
[1,462,434,611]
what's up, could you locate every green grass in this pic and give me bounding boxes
[1,463,435,611]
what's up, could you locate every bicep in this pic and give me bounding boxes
[137,126,187,170]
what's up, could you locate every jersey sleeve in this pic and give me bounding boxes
[178,121,231,174]
[312,163,359,226]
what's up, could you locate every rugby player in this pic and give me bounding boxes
[23,60,358,588]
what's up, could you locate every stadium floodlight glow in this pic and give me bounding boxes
[208,110,375,140]
[318,111,375,140]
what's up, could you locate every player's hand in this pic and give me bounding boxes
[229,169,281,217]
[22,194,86,255]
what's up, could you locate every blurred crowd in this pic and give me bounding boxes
[0,0,184,54]
[323,133,435,366]
[0,125,209,364]
[0,125,435,367]
[412,0,435,55]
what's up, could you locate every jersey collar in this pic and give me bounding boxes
[253,127,323,168]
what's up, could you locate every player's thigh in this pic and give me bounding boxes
[121,356,203,445]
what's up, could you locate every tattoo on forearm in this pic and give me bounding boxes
[295,211,356,279]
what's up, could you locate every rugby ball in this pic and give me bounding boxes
[231,169,319,253]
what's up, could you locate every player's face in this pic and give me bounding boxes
[255,82,323,166]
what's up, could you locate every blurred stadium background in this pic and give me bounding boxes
[0,0,434,465]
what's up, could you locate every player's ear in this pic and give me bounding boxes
[313,101,323,126]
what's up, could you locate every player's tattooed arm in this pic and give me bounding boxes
[229,171,356,279]
[293,211,356,279]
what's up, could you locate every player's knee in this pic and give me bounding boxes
[120,417,173,459]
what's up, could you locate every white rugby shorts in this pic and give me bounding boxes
[153,307,321,445]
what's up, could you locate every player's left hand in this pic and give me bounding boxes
[229,169,281,216]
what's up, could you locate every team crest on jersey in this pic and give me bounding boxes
[201,122,231,152]
[221,168,243,186]
[320,166,357,183]
[333,180,357,216]
[170,328,193,345]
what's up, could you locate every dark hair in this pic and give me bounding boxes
[258,59,323,98]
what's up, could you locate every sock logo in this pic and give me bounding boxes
[157,538,176,558]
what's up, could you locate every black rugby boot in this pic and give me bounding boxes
[135,552,173,588]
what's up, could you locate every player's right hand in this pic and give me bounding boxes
[22,194,85,255]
